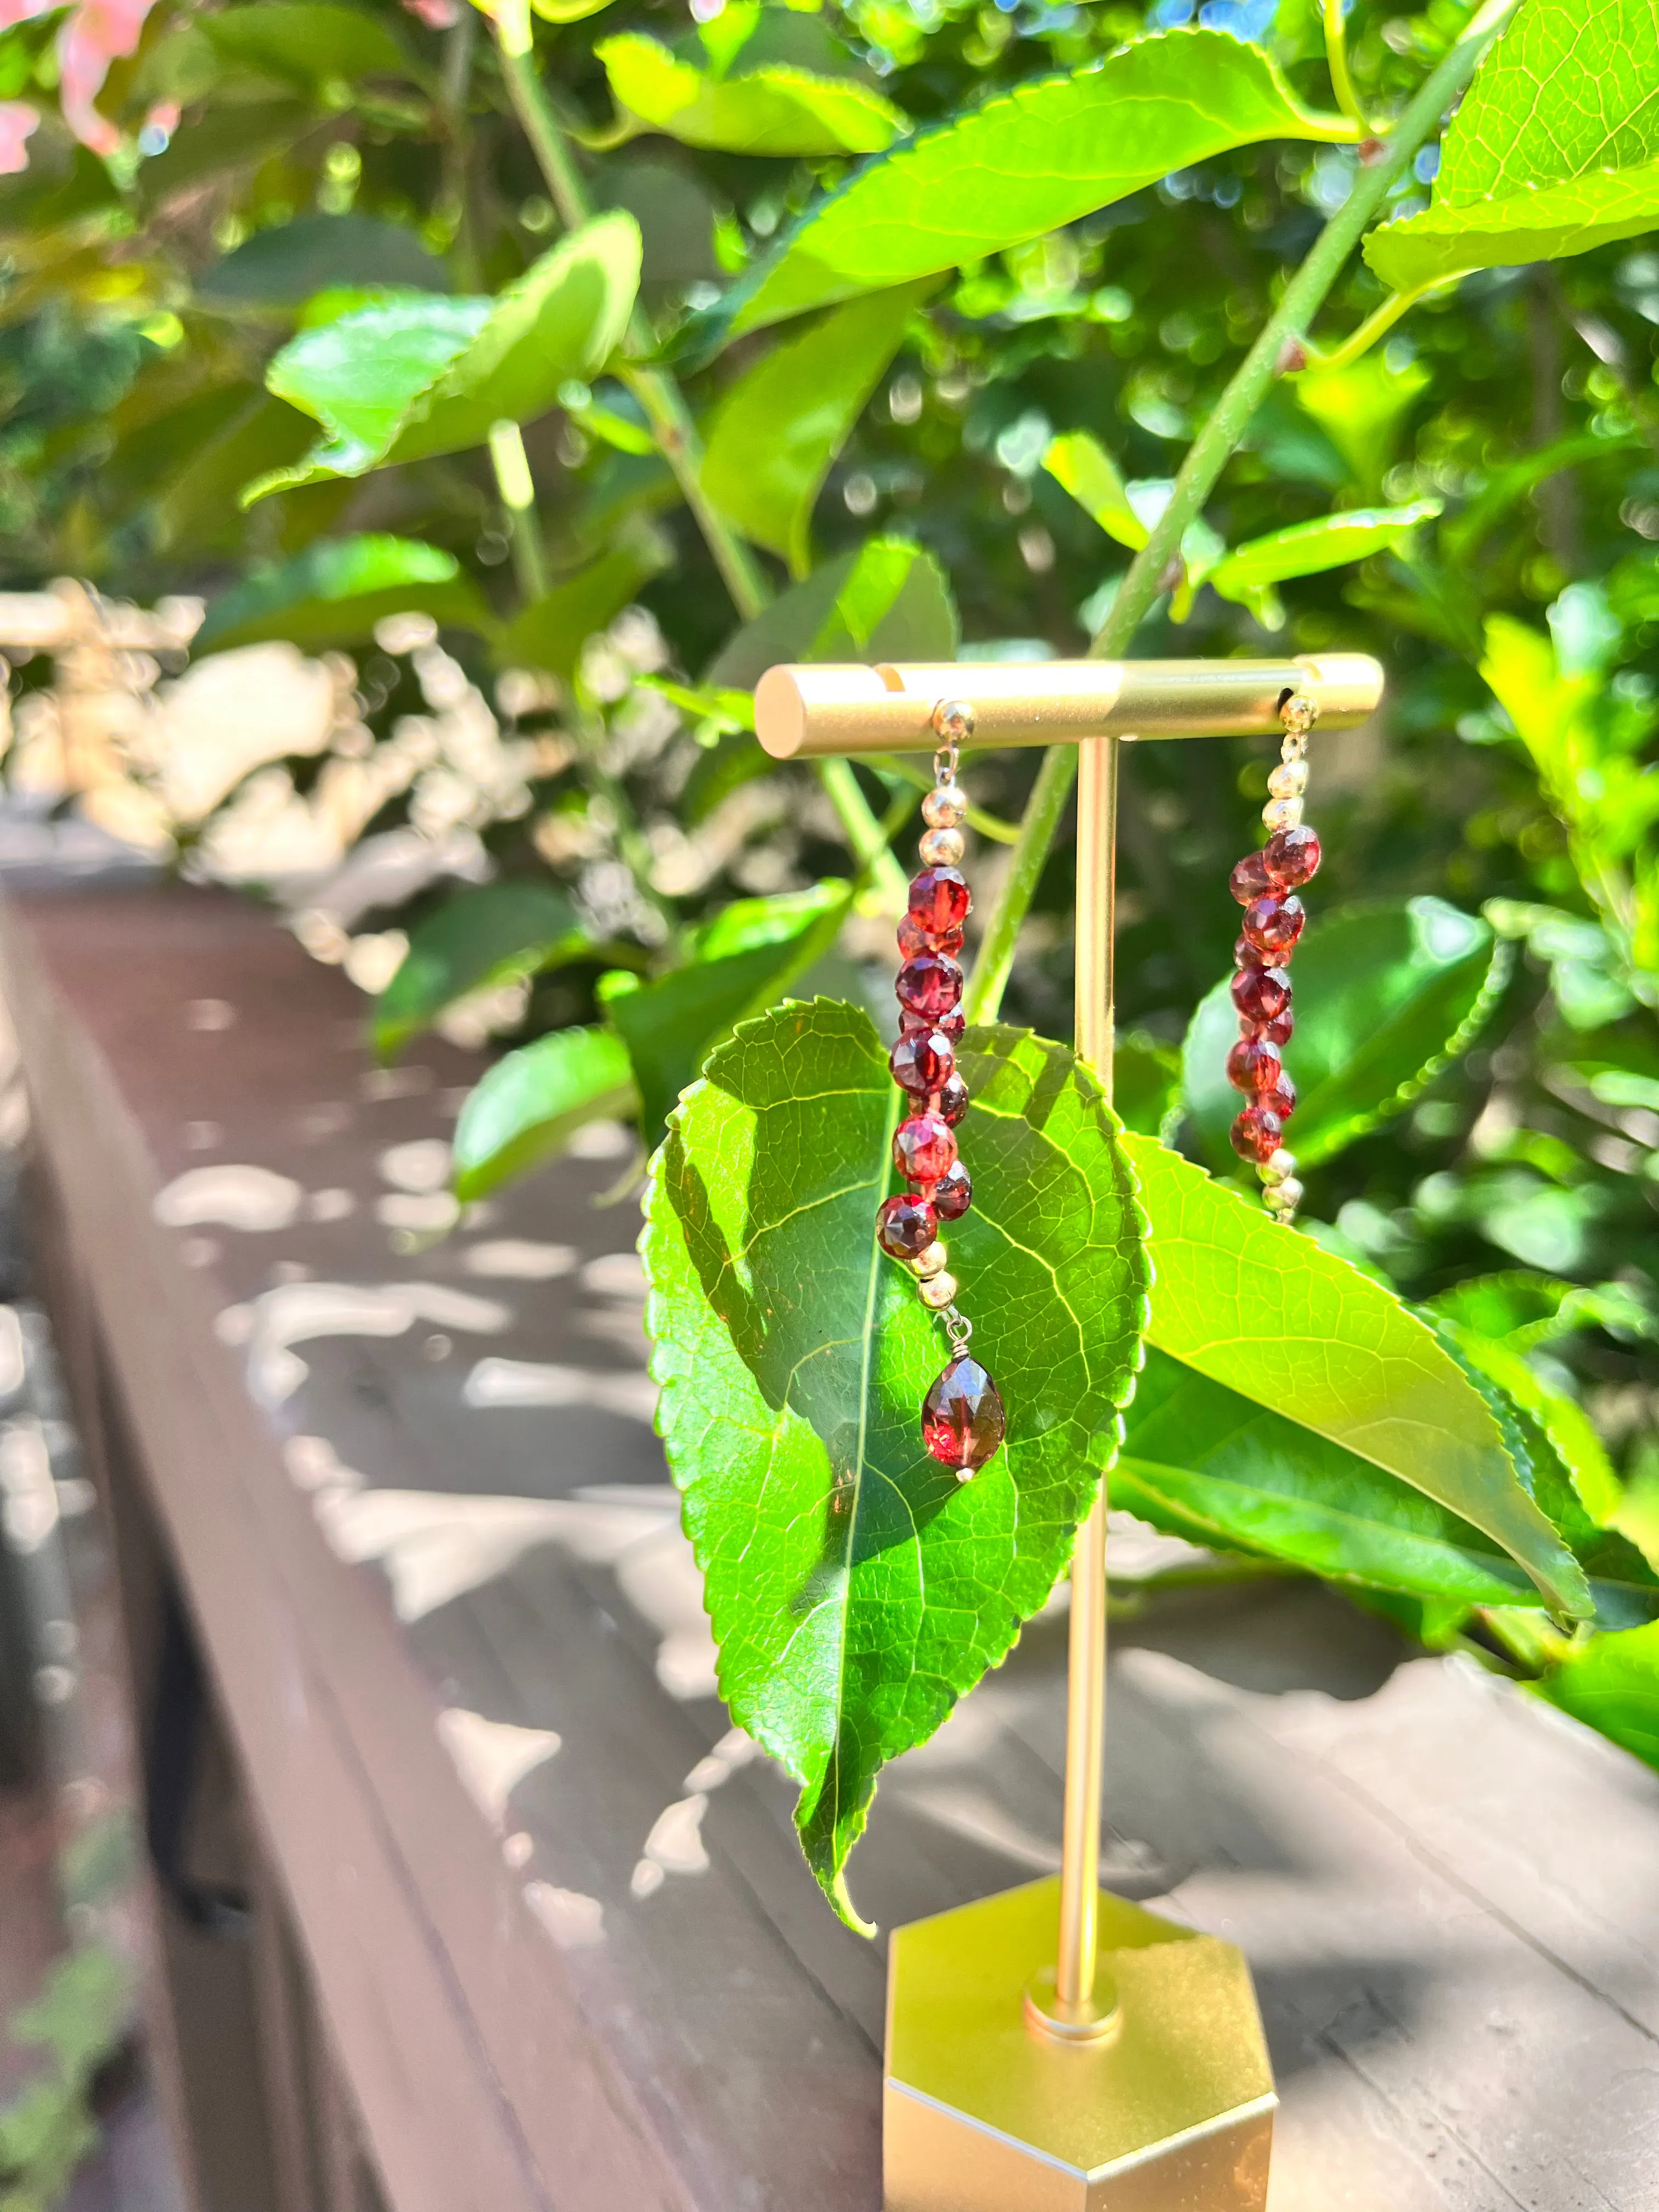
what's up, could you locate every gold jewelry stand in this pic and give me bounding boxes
[755,652,1385,2211]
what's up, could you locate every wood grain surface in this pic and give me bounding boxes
[3,884,1655,2212]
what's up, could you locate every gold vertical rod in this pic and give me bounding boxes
[1054,733,1119,2018]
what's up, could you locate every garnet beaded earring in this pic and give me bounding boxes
[876,699,1007,1480]
[1226,691,1321,1222]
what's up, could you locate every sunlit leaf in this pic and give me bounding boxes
[597,32,907,156]
[452,1026,637,1200]
[600,882,850,1141]
[373,882,594,1060]
[193,535,493,655]
[707,533,957,686]
[1535,1619,1659,1770]
[1182,898,1508,1169]
[1205,499,1442,627]
[686,28,1355,347]
[1124,1131,1591,1618]
[1291,354,1431,500]
[1365,0,1659,292]
[702,284,930,573]
[641,1005,1148,1926]
[1042,429,1147,549]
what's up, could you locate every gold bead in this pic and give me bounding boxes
[1258,1148,1297,1186]
[931,699,975,746]
[1267,759,1308,799]
[1261,795,1304,833]
[922,784,968,829]
[910,1240,950,1279]
[918,1271,958,1310]
[919,825,966,868]
[1266,1177,1303,1215]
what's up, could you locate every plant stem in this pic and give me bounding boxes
[488,419,551,601]
[963,0,1516,1026]
[820,759,911,911]
[1304,279,1440,372]
[492,27,905,910]
[1323,0,1373,136]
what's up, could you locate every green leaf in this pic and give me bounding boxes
[1365,0,1659,292]
[641,1005,1148,1925]
[373,883,594,1061]
[195,215,448,315]
[596,33,908,156]
[706,534,957,686]
[1042,430,1148,550]
[702,285,930,573]
[196,3,416,90]
[1122,1131,1592,1619]
[1291,354,1431,500]
[249,214,641,497]
[1111,1032,1180,1138]
[686,28,1355,347]
[12,1944,129,2085]
[500,532,672,682]
[1535,1620,1659,1770]
[1433,1313,1624,1530]
[1182,897,1508,1170]
[452,1026,637,1201]
[1118,1348,1540,1610]
[1206,500,1442,629]
[193,535,494,656]
[601,883,851,1142]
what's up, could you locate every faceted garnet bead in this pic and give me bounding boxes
[877,1193,938,1259]
[898,913,964,960]
[1264,825,1321,889]
[1234,933,1276,970]
[936,1073,970,1127]
[1256,1011,1293,1048]
[891,1028,955,1095]
[1226,1039,1283,1095]
[1261,1076,1296,1121]
[1231,964,1291,1028]
[1229,849,1273,905]
[908,866,972,938]
[933,1160,973,1219]
[1241,893,1305,957]
[1230,1105,1284,1164]
[922,1355,1007,1472]
[896,953,963,1025]
[901,1005,965,1042]
[894,1114,957,1185]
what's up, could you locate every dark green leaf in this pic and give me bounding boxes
[500,531,672,681]
[641,1005,1148,1925]
[1535,1621,1659,1770]
[196,4,416,89]
[452,1026,637,1200]
[1111,1032,1179,1137]
[1124,1131,1590,1618]
[686,29,1355,348]
[597,32,907,155]
[706,534,957,686]
[193,535,493,655]
[702,284,930,573]
[195,215,448,314]
[1118,1347,1539,1610]
[601,882,850,1141]
[1182,897,1508,1170]
[373,883,593,1061]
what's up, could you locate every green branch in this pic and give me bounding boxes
[1323,0,1374,136]
[963,0,1517,1025]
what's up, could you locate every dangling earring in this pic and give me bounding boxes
[1227,690,1321,1221]
[875,699,1007,1480]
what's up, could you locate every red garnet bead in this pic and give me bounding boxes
[1230,1104,1284,1163]
[1226,1039,1283,1094]
[937,1072,970,1126]
[1241,893,1305,957]
[1234,933,1276,970]
[877,1193,938,1259]
[909,867,972,938]
[1229,849,1273,905]
[922,1355,1006,1472]
[1262,1075,1297,1121]
[894,1113,957,1184]
[898,913,964,960]
[896,953,963,1025]
[1264,825,1321,889]
[891,1028,955,1095]
[1231,965,1291,1027]
[933,1160,973,1218]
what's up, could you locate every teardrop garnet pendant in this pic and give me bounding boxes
[878,699,1007,1480]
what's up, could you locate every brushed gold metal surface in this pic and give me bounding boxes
[753,654,1383,758]
[884,1879,1275,2211]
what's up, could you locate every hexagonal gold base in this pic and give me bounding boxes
[884,1877,1274,2211]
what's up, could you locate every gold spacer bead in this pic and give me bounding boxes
[1267,759,1308,800]
[1262,795,1304,833]
[919,825,966,868]
[922,784,968,829]
[1258,1148,1297,1186]
[918,1271,959,1310]
[910,1240,950,1279]
[1266,1177,1304,1215]
[932,699,975,746]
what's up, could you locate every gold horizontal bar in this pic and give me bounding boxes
[753,653,1383,760]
